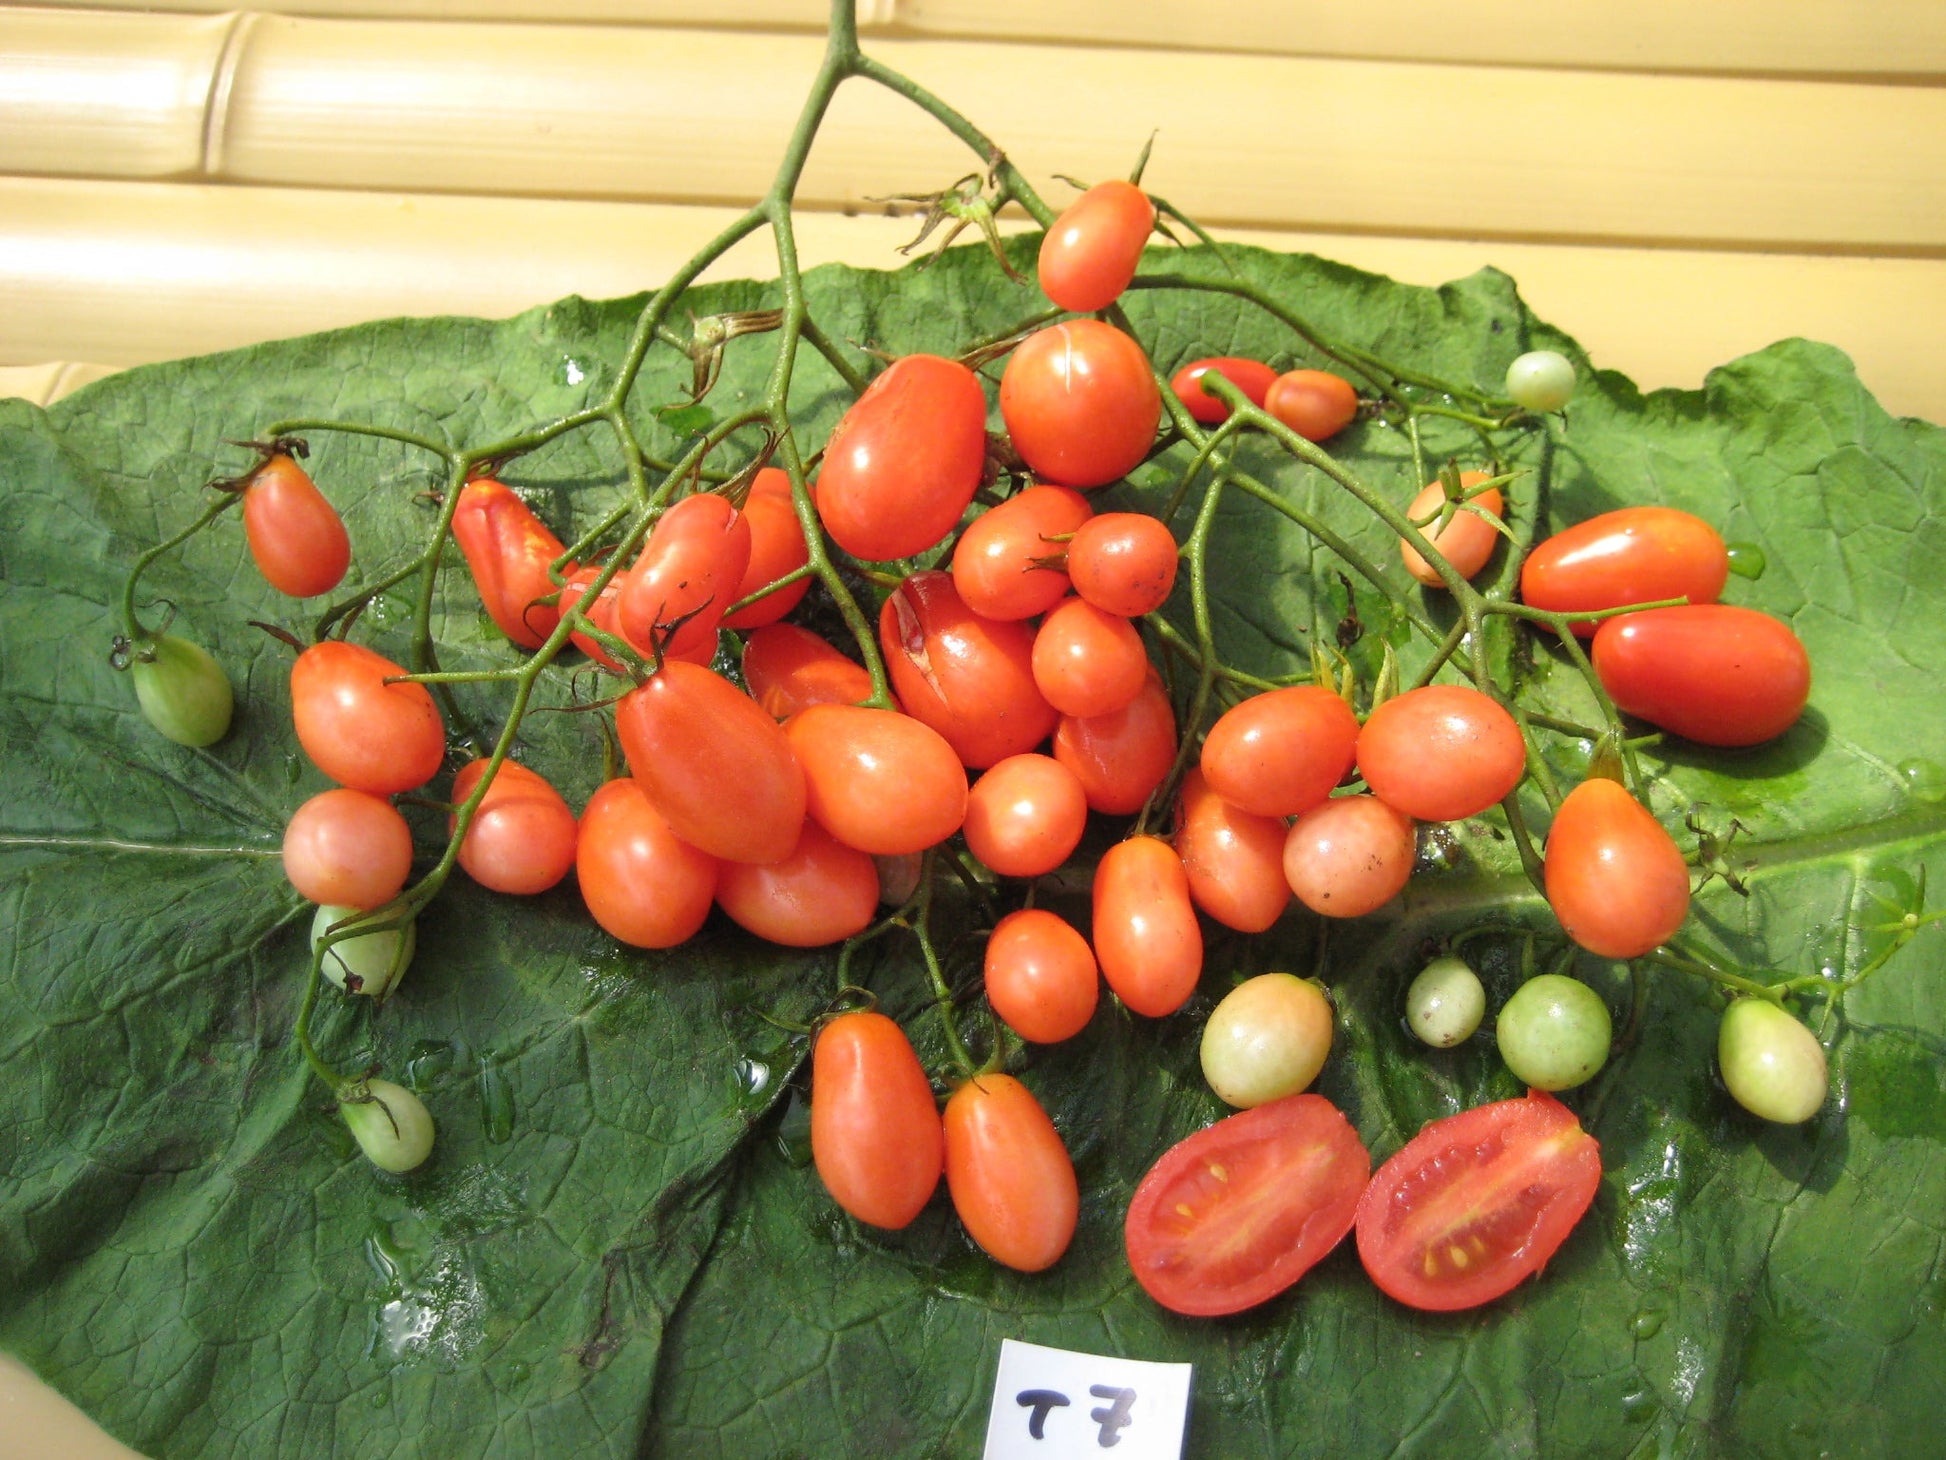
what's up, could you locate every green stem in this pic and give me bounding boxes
[122,493,240,638]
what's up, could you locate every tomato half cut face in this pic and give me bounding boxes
[1355,1089,1602,1312]
[1124,1093,1369,1317]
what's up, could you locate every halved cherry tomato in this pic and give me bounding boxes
[1282,794,1415,918]
[1093,835,1202,1017]
[742,623,879,720]
[1521,505,1728,634]
[1174,768,1290,933]
[1264,369,1360,443]
[1543,777,1689,958]
[722,468,811,630]
[962,752,1088,878]
[1170,357,1278,425]
[815,354,988,562]
[1357,684,1526,822]
[786,704,968,855]
[984,908,1098,1043]
[1037,179,1154,314]
[714,819,878,946]
[283,788,414,910]
[1125,1092,1369,1317]
[1401,473,1504,587]
[1052,669,1176,815]
[290,640,446,795]
[450,477,566,649]
[811,1010,943,1230]
[1065,512,1179,618]
[617,492,751,664]
[576,778,718,948]
[1355,1089,1602,1312]
[449,758,577,895]
[945,1073,1079,1272]
[950,484,1091,622]
[1200,685,1359,819]
[1030,596,1147,718]
[1000,320,1160,489]
[1592,604,1810,747]
[242,453,350,599]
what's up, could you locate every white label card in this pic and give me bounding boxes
[981,1338,1192,1459]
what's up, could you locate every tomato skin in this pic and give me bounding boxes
[615,661,807,865]
[242,454,350,598]
[816,355,989,562]
[984,908,1099,1043]
[1030,597,1148,718]
[1357,684,1526,822]
[1200,685,1360,819]
[950,484,1092,622]
[290,641,446,795]
[742,623,878,720]
[1355,1089,1602,1312]
[1124,1092,1369,1317]
[1592,604,1810,747]
[785,704,968,856]
[1170,357,1278,425]
[448,758,578,895]
[714,819,878,946]
[1174,768,1290,933]
[811,1011,943,1230]
[618,493,751,665]
[1052,669,1177,815]
[1264,369,1360,443]
[1282,794,1416,918]
[944,1074,1079,1272]
[576,779,718,948]
[1520,506,1728,634]
[1543,777,1689,958]
[1000,321,1161,489]
[450,478,567,649]
[283,788,413,910]
[1065,512,1179,618]
[1093,836,1202,1017]
[722,468,811,630]
[963,752,1088,878]
[1401,474,1504,586]
[130,633,233,747]
[1037,179,1154,314]
[561,563,626,671]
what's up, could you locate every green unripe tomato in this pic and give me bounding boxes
[1504,350,1577,413]
[311,903,417,1002]
[130,633,233,747]
[1200,972,1334,1109]
[1405,955,1486,1048]
[1718,997,1827,1123]
[1496,974,1611,1090]
[339,1078,435,1173]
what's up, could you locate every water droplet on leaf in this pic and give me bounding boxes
[1725,543,1766,579]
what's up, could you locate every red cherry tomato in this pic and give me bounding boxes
[282,788,413,910]
[1357,684,1526,822]
[1052,669,1177,815]
[1030,596,1148,719]
[815,355,989,562]
[723,468,811,630]
[1093,835,1202,1017]
[944,1073,1079,1272]
[561,563,626,671]
[1125,1092,1369,1317]
[1170,357,1278,425]
[290,641,446,795]
[878,571,1057,769]
[1592,605,1810,747]
[786,704,968,856]
[810,1011,943,1230]
[1401,473,1504,586]
[1065,512,1179,617]
[1543,777,1689,958]
[1200,685,1360,819]
[1282,794,1416,918]
[713,819,878,946]
[1000,321,1161,489]
[450,477,566,649]
[1264,369,1359,442]
[962,752,1088,878]
[1521,505,1729,635]
[617,493,751,664]
[950,484,1092,621]
[615,660,806,865]
[1037,179,1154,314]
[242,453,351,599]
[742,623,879,720]
[1174,768,1290,933]
[1355,1089,1602,1312]
[576,779,718,948]
[984,909,1099,1043]
[448,758,577,895]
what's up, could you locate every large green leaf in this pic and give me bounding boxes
[2,239,1942,1460]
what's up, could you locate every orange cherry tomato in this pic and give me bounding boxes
[1520,505,1729,635]
[810,1010,943,1230]
[290,640,446,795]
[1282,795,1416,918]
[722,468,812,630]
[1037,178,1154,314]
[984,908,1099,1043]
[1200,685,1360,819]
[962,752,1088,878]
[1051,669,1177,815]
[1401,473,1504,587]
[785,704,968,856]
[1356,684,1527,822]
[282,788,413,910]
[1174,767,1291,933]
[1592,604,1810,747]
[1093,835,1202,1017]
[950,484,1092,622]
[1065,512,1179,618]
[944,1073,1079,1272]
[714,819,878,946]
[242,452,351,599]
[617,493,751,663]
[450,477,566,649]
[448,758,578,895]
[1543,777,1690,958]
[1000,320,1161,489]
[742,623,879,719]
[1170,357,1278,425]
[575,779,717,948]
[1030,596,1148,719]
[1264,369,1359,442]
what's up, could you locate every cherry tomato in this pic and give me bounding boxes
[576,779,718,948]
[944,1073,1079,1273]
[1174,768,1290,933]
[962,752,1088,878]
[1520,505,1728,634]
[1719,997,1828,1124]
[1200,685,1360,819]
[339,1078,434,1173]
[1356,684,1526,822]
[786,704,968,856]
[290,640,446,795]
[1030,596,1148,718]
[810,1010,943,1230]
[1093,835,1202,1017]
[449,758,577,895]
[878,571,1057,768]
[1282,794,1415,918]
[1201,974,1333,1109]
[722,468,811,629]
[984,908,1099,1043]
[950,484,1091,621]
[283,788,413,910]
[1355,1089,1602,1312]
[1052,669,1177,815]
[999,321,1160,489]
[1065,512,1178,617]
[714,819,877,946]
[1037,179,1154,313]
[1401,473,1504,586]
[1264,369,1359,443]
[618,493,751,665]
[1124,1092,1369,1317]
[815,354,988,562]
[1592,604,1810,747]
[1543,777,1689,958]
[561,563,626,671]
[129,633,232,747]
[742,623,878,720]
[241,453,350,598]
[615,660,807,865]
[450,477,567,649]
[1170,357,1278,425]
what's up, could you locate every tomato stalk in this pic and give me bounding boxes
[118,493,239,642]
